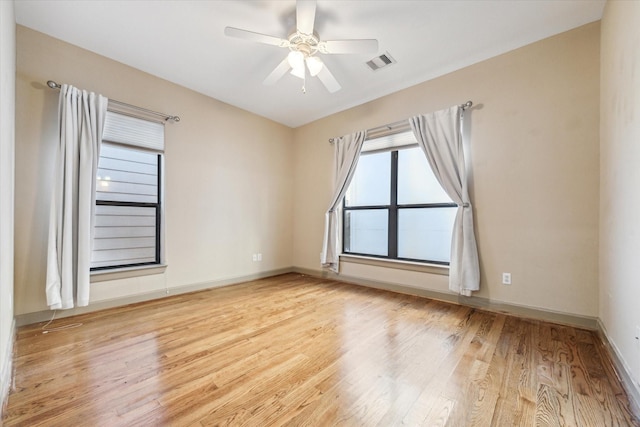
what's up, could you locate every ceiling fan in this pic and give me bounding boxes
[224,0,378,93]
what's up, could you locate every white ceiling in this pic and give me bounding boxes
[14,0,605,128]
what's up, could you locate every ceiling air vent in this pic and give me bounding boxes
[366,52,396,71]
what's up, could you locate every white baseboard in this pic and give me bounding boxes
[16,264,598,329]
[292,266,598,330]
[596,319,640,419]
[1,318,15,419]
[15,267,294,327]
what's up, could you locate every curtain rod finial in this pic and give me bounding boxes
[47,80,61,89]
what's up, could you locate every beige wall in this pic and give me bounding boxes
[0,0,16,406]
[13,21,602,322]
[293,23,600,317]
[600,0,640,391]
[14,26,294,316]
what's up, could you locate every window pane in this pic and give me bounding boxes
[91,205,157,268]
[96,143,159,204]
[345,151,390,207]
[398,207,456,262]
[344,209,388,256]
[397,147,452,204]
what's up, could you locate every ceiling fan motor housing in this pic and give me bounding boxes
[288,31,320,57]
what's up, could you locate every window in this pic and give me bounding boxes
[343,131,456,264]
[90,112,164,271]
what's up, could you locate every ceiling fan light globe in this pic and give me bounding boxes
[290,65,306,80]
[306,56,324,76]
[287,51,305,70]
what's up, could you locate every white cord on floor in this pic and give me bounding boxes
[41,310,83,334]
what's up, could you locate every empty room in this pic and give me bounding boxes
[1,0,639,425]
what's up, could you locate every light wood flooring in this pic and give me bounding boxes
[3,273,639,426]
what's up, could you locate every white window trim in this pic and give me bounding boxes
[340,254,449,276]
[91,263,167,282]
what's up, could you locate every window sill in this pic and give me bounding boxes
[339,254,449,276]
[90,264,167,283]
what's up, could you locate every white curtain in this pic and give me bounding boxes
[321,131,367,272]
[409,106,480,295]
[46,85,107,310]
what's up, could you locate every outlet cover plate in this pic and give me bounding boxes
[502,273,512,285]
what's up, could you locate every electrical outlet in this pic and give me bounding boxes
[257,253,262,261]
[252,254,258,262]
[502,272,512,285]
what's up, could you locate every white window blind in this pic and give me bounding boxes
[361,130,417,153]
[103,111,165,152]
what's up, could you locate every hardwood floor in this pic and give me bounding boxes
[3,273,638,426]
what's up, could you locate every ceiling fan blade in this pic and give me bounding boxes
[224,27,289,48]
[320,39,379,54]
[296,0,317,35]
[263,57,292,86]
[316,63,341,93]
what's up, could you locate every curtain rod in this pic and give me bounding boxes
[46,80,180,122]
[328,100,473,144]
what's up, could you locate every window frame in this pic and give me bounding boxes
[90,108,167,274]
[342,148,456,265]
[90,150,163,272]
